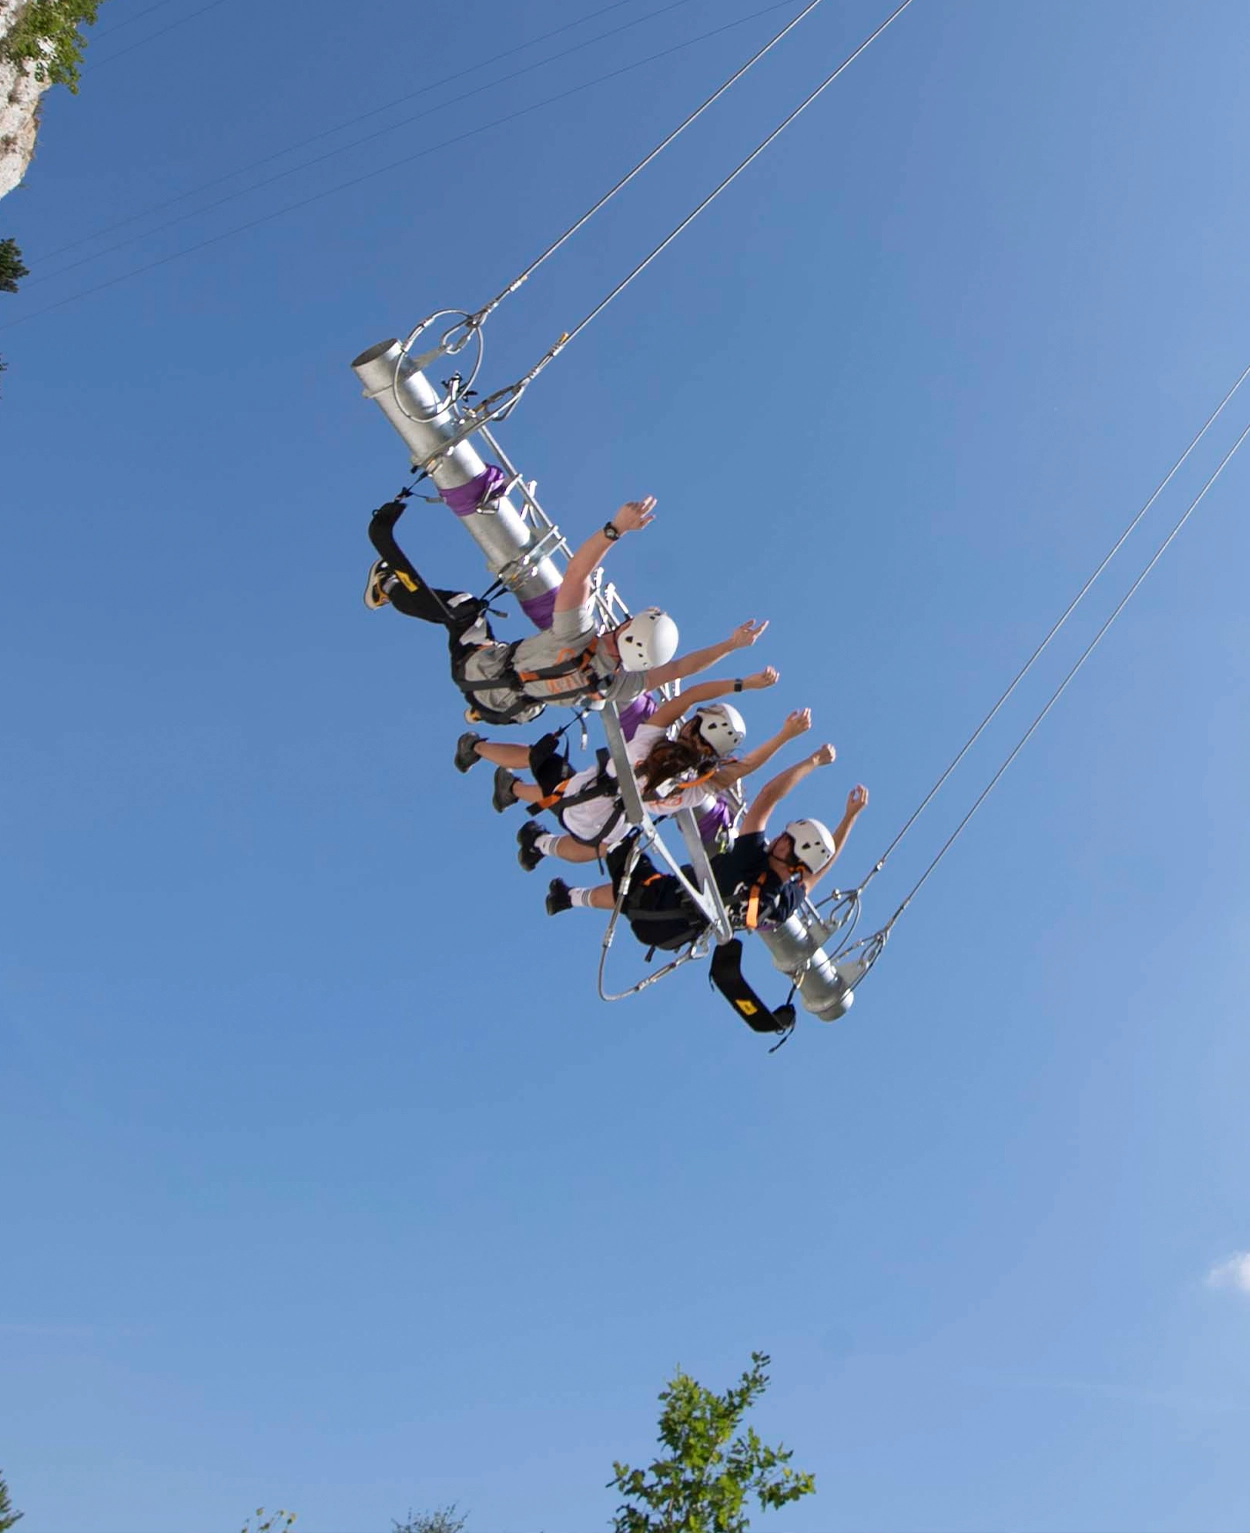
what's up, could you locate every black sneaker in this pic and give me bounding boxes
[517,820,546,872]
[546,878,572,915]
[492,765,519,813]
[454,731,483,773]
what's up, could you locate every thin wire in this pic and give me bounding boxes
[85,0,234,68]
[1,0,796,331]
[473,0,829,322]
[39,0,645,260]
[27,0,701,286]
[92,0,184,41]
[883,413,1250,932]
[524,0,917,376]
[856,360,1250,894]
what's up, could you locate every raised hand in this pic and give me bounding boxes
[811,743,837,768]
[729,618,769,650]
[781,708,812,739]
[744,665,780,690]
[611,496,657,535]
[846,784,869,814]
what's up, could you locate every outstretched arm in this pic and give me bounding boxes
[646,617,770,690]
[741,743,837,837]
[801,785,870,894]
[554,496,655,615]
[714,707,810,787]
[648,666,778,732]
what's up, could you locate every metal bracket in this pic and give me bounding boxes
[600,705,734,943]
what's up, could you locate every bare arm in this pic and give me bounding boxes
[648,666,779,732]
[714,707,810,787]
[801,785,869,895]
[741,743,836,837]
[554,496,655,615]
[646,617,770,690]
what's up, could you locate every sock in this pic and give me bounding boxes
[570,887,597,908]
[535,833,563,855]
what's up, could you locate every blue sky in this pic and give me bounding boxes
[3,1,1250,1529]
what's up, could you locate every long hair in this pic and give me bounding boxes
[636,732,718,802]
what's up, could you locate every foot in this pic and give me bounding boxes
[454,731,483,773]
[492,765,519,813]
[363,559,391,609]
[546,878,572,915]
[517,820,545,872]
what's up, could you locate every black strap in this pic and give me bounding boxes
[551,751,626,847]
[708,939,794,1035]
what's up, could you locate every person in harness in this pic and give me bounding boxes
[513,699,818,871]
[454,672,811,866]
[364,491,768,725]
[545,744,869,950]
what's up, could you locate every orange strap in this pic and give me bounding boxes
[645,764,721,806]
[533,779,571,813]
[744,872,768,931]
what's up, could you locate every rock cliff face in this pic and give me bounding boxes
[1,0,55,202]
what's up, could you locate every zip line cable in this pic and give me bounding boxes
[496,0,916,400]
[855,359,1250,896]
[40,0,648,261]
[468,0,830,327]
[879,413,1250,937]
[0,0,797,331]
[28,0,703,285]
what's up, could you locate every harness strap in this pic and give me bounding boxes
[534,748,614,812]
[744,872,768,931]
[514,636,600,684]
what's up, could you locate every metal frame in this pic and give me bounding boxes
[354,331,858,1020]
[600,706,733,943]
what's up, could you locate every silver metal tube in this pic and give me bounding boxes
[352,340,562,609]
[755,909,853,1021]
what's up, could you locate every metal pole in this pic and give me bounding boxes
[352,339,562,616]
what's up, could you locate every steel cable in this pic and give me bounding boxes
[513,0,917,388]
[470,0,830,325]
[881,412,1250,933]
[856,360,1250,894]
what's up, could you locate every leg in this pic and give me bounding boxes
[546,878,615,914]
[473,741,533,771]
[550,836,604,865]
[368,502,478,629]
[517,825,603,871]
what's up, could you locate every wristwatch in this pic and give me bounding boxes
[733,679,744,692]
[602,521,622,541]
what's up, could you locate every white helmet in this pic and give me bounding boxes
[616,608,679,672]
[694,702,746,754]
[783,818,837,873]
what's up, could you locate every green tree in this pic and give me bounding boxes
[0,235,25,393]
[239,1510,295,1533]
[392,1508,467,1533]
[0,0,104,92]
[609,1352,816,1533]
[0,238,28,294]
[0,1468,24,1532]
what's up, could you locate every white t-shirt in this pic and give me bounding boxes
[559,721,716,849]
